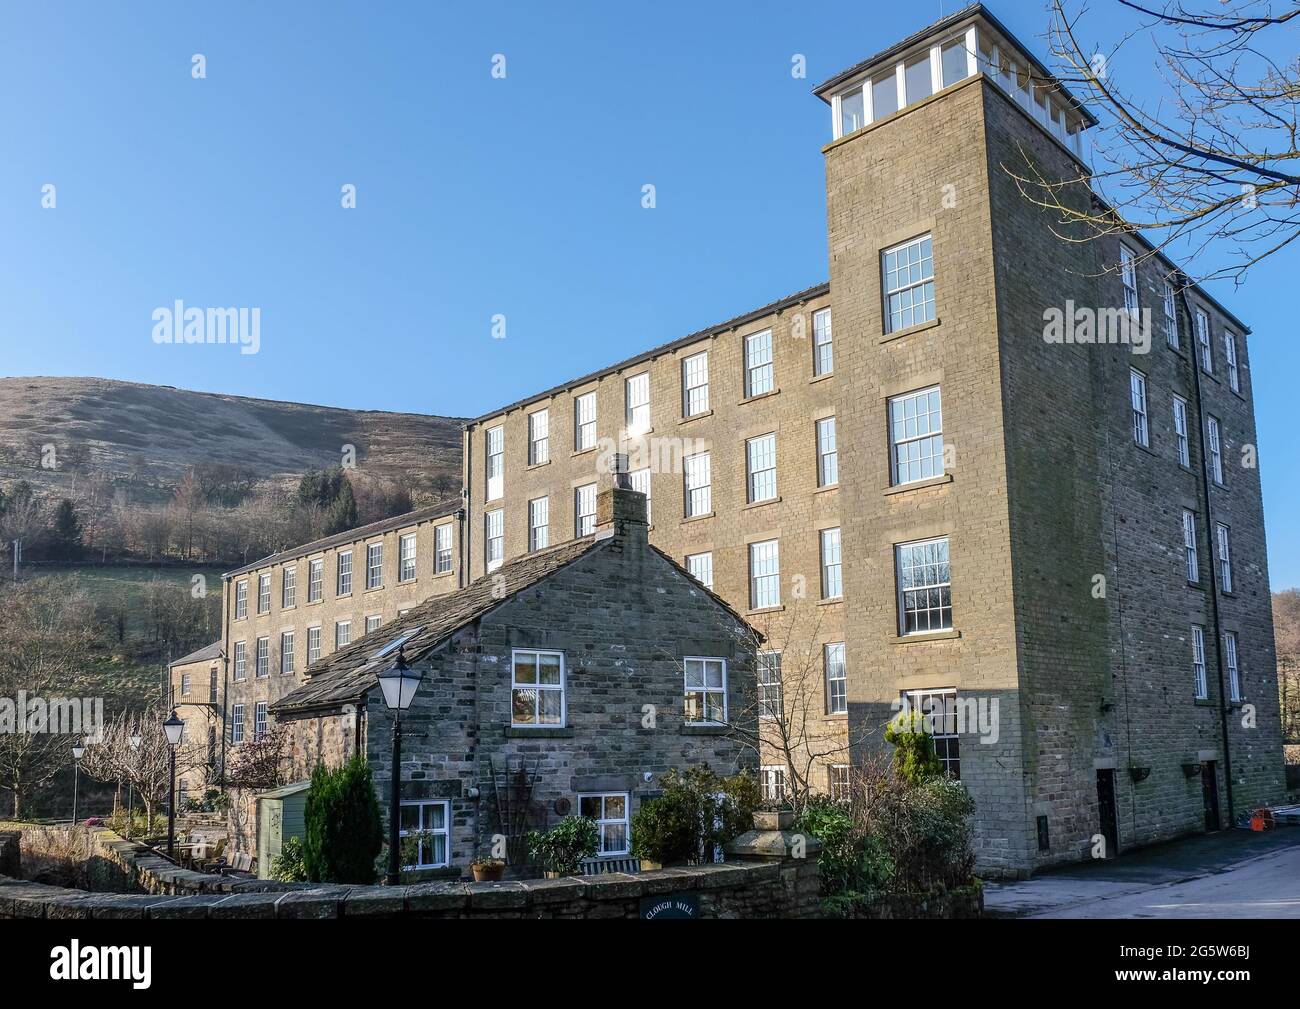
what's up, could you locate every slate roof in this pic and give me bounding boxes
[169,640,222,668]
[223,498,461,579]
[269,537,600,717]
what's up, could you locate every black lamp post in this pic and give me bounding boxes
[163,710,185,858]
[378,647,422,886]
[71,742,85,824]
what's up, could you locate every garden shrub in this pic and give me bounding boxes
[526,815,599,874]
[270,835,308,882]
[884,709,943,784]
[302,755,383,884]
[630,766,760,865]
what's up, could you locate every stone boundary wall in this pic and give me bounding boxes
[0,827,823,919]
[0,832,19,877]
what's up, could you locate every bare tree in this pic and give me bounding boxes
[1274,589,1300,742]
[1012,0,1299,284]
[0,579,97,818]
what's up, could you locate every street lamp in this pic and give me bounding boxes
[378,647,422,885]
[163,710,185,859]
[71,742,85,824]
[127,730,142,838]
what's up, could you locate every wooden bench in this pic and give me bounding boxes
[580,857,643,875]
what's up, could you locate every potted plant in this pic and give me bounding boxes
[526,816,599,877]
[471,855,507,882]
[753,800,795,831]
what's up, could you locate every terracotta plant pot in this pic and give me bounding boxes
[753,810,795,831]
[472,861,505,882]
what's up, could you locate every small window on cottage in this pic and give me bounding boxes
[684,656,727,724]
[511,649,565,727]
[578,793,630,856]
[399,800,449,869]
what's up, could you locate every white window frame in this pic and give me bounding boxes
[1119,245,1139,317]
[625,373,650,435]
[1224,631,1241,702]
[528,408,550,466]
[575,484,597,537]
[1195,309,1213,374]
[1224,331,1240,393]
[748,539,780,610]
[820,527,843,600]
[233,641,247,681]
[816,416,839,487]
[484,509,504,572]
[683,656,728,725]
[434,523,453,574]
[746,433,777,503]
[365,614,382,635]
[335,619,351,649]
[578,792,631,857]
[1183,509,1200,583]
[682,351,710,417]
[281,566,296,608]
[230,704,244,745]
[257,573,271,614]
[760,766,787,803]
[366,541,383,590]
[824,642,847,715]
[757,651,782,720]
[901,688,961,778]
[1163,281,1179,349]
[307,559,323,602]
[399,533,417,582]
[1207,415,1224,485]
[337,550,353,596]
[630,467,652,525]
[828,764,851,802]
[684,452,711,518]
[896,536,953,635]
[399,799,450,869]
[306,626,321,666]
[686,551,713,590]
[180,672,191,696]
[574,392,597,451]
[485,425,504,501]
[1173,396,1190,467]
[234,580,247,620]
[1130,369,1149,448]
[1192,624,1208,699]
[888,386,944,485]
[280,631,294,674]
[254,701,267,741]
[881,234,936,333]
[1216,522,1233,593]
[511,648,566,728]
[528,496,549,552]
[744,329,774,398]
[813,308,833,376]
[255,636,269,678]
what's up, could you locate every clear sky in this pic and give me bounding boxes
[1,1,1295,587]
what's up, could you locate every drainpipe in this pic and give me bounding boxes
[460,424,471,590]
[1177,282,1235,826]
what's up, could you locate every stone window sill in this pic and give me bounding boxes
[527,459,551,471]
[680,410,714,426]
[682,511,715,524]
[747,605,785,616]
[681,724,730,736]
[814,483,839,495]
[893,629,962,645]
[817,597,843,608]
[880,317,940,345]
[738,389,781,406]
[571,446,597,459]
[884,473,952,496]
[809,372,834,385]
[743,496,781,512]
[505,726,574,739]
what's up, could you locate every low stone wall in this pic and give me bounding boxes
[850,882,984,919]
[0,826,824,919]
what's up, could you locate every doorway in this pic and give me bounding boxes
[1096,769,1119,858]
[1201,760,1221,831]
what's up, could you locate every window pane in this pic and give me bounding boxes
[515,652,537,684]
[538,653,561,684]
[840,88,864,134]
[904,55,933,104]
[872,71,898,118]
[941,39,969,87]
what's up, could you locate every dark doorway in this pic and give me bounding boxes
[1201,760,1221,831]
[1096,770,1119,857]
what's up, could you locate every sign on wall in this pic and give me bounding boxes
[640,892,700,919]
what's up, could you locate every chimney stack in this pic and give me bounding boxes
[595,453,647,543]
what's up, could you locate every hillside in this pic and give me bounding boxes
[0,377,464,502]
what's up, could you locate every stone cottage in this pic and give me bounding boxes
[266,480,759,874]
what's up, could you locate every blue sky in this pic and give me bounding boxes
[1,1,1295,587]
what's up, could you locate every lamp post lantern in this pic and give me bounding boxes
[163,710,185,858]
[70,742,85,824]
[378,647,422,885]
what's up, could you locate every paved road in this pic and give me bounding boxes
[985,828,1300,919]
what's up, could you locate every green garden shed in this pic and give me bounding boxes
[256,780,311,879]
